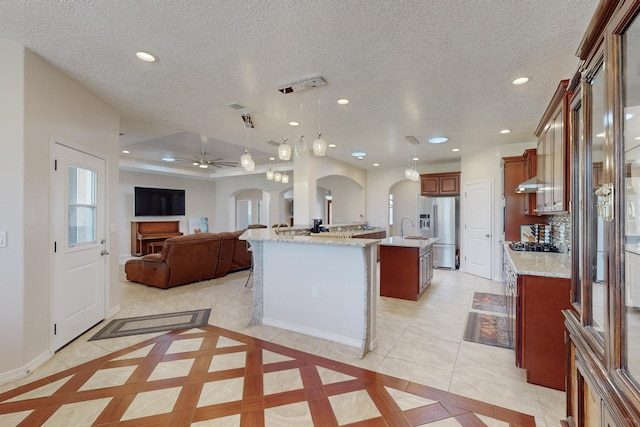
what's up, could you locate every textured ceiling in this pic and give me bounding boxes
[0,0,600,177]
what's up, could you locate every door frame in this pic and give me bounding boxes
[50,137,110,350]
[462,178,494,279]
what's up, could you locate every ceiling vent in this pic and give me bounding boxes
[405,136,420,145]
[278,76,327,94]
[242,114,254,128]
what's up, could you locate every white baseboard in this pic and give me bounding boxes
[263,317,362,349]
[0,350,52,386]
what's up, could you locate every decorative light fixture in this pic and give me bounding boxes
[245,156,255,171]
[313,100,327,157]
[295,135,307,158]
[266,158,274,180]
[325,190,333,200]
[428,136,448,144]
[281,171,289,184]
[278,137,291,161]
[240,150,253,169]
[274,171,282,182]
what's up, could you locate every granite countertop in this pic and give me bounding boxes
[504,241,571,278]
[379,236,440,248]
[240,228,380,247]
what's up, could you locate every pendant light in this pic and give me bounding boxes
[240,149,252,169]
[281,171,289,184]
[313,99,327,156]
[274,171,282,182]
[266,158,274,180]
[295,135,307,158]
[278,137,291,161]
[405,141,413,180]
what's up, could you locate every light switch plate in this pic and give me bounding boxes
[0,231,7,248]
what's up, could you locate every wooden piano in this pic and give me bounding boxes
[131,221,183,256]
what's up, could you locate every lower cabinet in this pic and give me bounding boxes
[380,245,433,301]
[516,274,571,390]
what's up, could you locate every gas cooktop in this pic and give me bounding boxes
[509,242,560,253]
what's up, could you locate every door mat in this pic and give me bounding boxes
[471,292,508,314]
[89,308,211,340]
[463,312,513,349]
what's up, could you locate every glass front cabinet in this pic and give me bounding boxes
[564,1,640,426]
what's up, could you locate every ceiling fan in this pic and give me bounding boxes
[172,148,238,169]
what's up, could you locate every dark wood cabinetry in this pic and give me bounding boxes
[420,172,460,195]
[379,244,432,301]
[131,221,182,256]
[516,274,571,391]
[534,80,572,214]
[502,149,544,242]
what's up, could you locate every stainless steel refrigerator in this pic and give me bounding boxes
[417,195,459,269]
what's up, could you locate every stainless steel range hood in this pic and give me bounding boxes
[515,177,538,193]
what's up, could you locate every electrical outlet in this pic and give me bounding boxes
[0,231,7,248]
[312,286,319,298]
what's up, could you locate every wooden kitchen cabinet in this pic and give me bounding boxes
[534,80,572,214]
[420,172,460,195]
[379,244,432,301]
[502,149,543,242]
[516,274,571,390]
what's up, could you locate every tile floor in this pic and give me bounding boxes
[0,267,565,426]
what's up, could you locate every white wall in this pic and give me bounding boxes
[0,39,26,375]
[390,180,421,236]
[0,44,120,382]
[119,170,217,259]
[460,142,536,280]
[366,162,461,234]
[317,175,365,224]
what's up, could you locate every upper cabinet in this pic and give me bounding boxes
[534,80,572,214]
[420,172,460,195]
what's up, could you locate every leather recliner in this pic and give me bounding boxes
[125,233,222,288]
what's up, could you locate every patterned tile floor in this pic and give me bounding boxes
[0,268,564,426]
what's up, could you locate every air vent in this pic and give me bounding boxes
[278,76,327,94]
[227,102,245,110]
[405,136,420,145]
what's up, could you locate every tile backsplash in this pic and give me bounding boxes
[547,214,571,252]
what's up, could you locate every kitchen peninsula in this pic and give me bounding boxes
[240,227,380,357]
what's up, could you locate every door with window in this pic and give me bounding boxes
[52,142,107,350]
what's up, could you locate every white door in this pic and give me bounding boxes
[464,180,493,279]
[52,142,107,350]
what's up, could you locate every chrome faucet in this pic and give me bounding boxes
[275,223,291,236]
[400,216,415,238]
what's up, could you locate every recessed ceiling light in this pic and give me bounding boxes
[428,137,448,144]
[162,156,175,162]
[199,164,208,169]
[636,136,640,140]
[337,98,350,105]
[269,156,276,161]
[289,121,299,127]
[373,163,380,167]
[500,129,511,134]
[351,151,367,157]
[412,157,419,161]
[512,77,529,85]
[121,150,130,154]
[357,156,364,160]
[596,132,605,138]
[136,51,157,62]
[192,162,199,166]
[452,148,460,152]
[626,113,634,120]
[328,143,337,148]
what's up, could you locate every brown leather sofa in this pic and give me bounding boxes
[125,229,258,288]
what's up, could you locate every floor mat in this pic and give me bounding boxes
[471,292,508,314]
[463,312,514,349]
[89,308,211,340]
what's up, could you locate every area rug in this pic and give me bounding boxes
[89,308,210,340]
[463,312,514,349]
[471,292,507,314]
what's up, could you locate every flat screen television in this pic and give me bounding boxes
[134,186,185,216]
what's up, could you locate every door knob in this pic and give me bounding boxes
[101,250,110,256]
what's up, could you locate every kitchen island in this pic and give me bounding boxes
[379,237,440,301]
[240,228,380,357]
